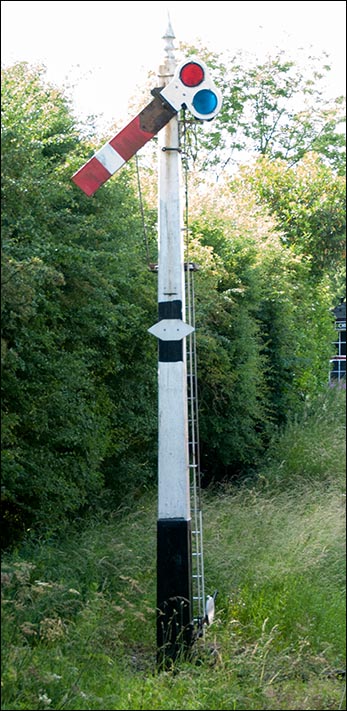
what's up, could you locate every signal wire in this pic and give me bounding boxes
[135,153,151,265]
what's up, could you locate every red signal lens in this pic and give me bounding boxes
[179,62,204,87]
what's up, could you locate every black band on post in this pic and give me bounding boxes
[157,518,194,668]
[158,300,182,320]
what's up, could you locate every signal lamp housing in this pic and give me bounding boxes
[160,57,222,121]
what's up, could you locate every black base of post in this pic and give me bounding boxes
[157,518,194,668]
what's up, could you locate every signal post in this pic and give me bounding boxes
[153,34,222,667]
[151,24,194,665]
[71,22,222,667]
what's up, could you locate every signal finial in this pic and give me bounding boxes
[159,15,177,83]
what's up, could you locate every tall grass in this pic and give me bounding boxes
[260,384,346,490]
[1,387,345,710]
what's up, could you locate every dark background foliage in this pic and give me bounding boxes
[1,59,345,547]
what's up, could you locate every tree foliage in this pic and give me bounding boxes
[239,153,346,278]
[1,57,343,546]
[179,45,346,176]
[1,63,158,545]
[186,178,336,478]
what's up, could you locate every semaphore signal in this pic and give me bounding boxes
[71,20,222,667]
[72,95,177,196]
[72,58,221,197]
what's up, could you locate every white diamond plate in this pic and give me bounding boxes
[148,319,194,341]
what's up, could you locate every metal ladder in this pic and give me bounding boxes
[185,262,205,631]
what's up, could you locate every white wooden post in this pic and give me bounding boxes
[150,20,194,665]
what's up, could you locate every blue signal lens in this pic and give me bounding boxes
[192,89,218,115]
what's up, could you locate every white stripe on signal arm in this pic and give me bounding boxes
[95,143,125,175]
